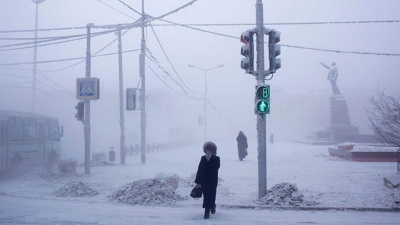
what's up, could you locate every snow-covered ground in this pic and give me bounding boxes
[0,140,399,224]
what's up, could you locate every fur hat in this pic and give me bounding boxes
[203,141,217,155]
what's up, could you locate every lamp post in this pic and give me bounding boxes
[31,0,46,112]
[187,64,224,142]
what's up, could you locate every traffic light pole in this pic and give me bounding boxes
[255,0,267,199]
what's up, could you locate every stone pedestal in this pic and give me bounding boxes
[327,95,359,136]
[309,94,365,143]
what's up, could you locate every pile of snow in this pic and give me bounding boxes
[154,173,180,190]
[180,173,196,187]
[110,175,186,206]
[53,180,99,197]
[256,182,317,207]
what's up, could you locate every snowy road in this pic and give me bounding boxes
[0,194,399,225]
[0,140,399,224]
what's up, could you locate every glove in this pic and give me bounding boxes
[196,184,201,188]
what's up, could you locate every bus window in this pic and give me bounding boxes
[10,117,24,141]
[24,118,37,140]
[46,120,59,140]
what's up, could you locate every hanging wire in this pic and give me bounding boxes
[36,70,74,96]
[147,64,201,101]
[97,0,136,20]
[145,47,188,95]
[148,22,200,95]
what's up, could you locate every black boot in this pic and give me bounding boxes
[211,205,216,214]
[204,208,210,219]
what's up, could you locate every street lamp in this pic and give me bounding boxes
[187,64,224,142]
[31,0,46,112]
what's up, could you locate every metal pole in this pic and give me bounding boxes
[140,0,147,164]
[397,148,400,175]
[117,26,126,165]
[187,64,224,142]
[256,0,267,199]
[32,1,40,112]
[31,0,45,112]
[204,70,207,142]
[84,23,92,175]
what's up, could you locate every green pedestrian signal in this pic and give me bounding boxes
[255,84,270,114]
[256,100,269,113]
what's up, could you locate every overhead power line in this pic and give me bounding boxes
[146,47,188,95]
[150,20,400,27]
[283,44,400,56]
[0,30,115,52]
[96,0,136,20]
[1,19,398,34]
[0,49,139,66]
[149,22,200,95]
[116,0,142,16]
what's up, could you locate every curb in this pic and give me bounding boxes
[220,204,400,212]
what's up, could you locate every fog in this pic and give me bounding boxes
[1,0,400,162]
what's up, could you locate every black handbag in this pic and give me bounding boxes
[190,186,202,199]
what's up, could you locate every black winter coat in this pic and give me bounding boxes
[195,154,220,209]
[236,133,248,150]
[195,155,220,186]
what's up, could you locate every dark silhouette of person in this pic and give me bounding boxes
[195,141,220,219]
[270,133,274,144]
[236,131,248,161]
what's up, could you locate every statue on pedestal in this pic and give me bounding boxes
[320,62,341,95]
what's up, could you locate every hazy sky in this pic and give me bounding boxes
[1,0,400,155]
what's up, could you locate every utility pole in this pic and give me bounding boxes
[31,0,45,112]
[139,0,147,164]
[84,23,93,175]
[117,26,126,165]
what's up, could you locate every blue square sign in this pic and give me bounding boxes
[76,78,100,100]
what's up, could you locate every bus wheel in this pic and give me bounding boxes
[46,151,57,170]
[8,154,22,175]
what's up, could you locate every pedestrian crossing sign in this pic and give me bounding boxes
[76,78,100,100]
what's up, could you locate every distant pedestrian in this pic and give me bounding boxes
[236,131,248,161]
[195,141,220,219]
[270,133,274,144]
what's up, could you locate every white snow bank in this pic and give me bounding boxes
[110,174,186,206]
[256,182,317,206]
[53,180,99,197]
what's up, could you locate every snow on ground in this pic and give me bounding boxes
[0,140,399,224]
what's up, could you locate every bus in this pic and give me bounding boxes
[0,110,62,173]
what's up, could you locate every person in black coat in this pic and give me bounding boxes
[195,141,220,219]
[236,131,248,161]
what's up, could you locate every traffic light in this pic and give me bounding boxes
[240,31,255,73]
[268,30,281,73]
[75,101,84,121]
[255,84,270,114]
[126,88,136,110]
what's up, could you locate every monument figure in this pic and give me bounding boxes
[320,62,341,95]
[310,61,359,142]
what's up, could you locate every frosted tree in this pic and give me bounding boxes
[365,89,400,147]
